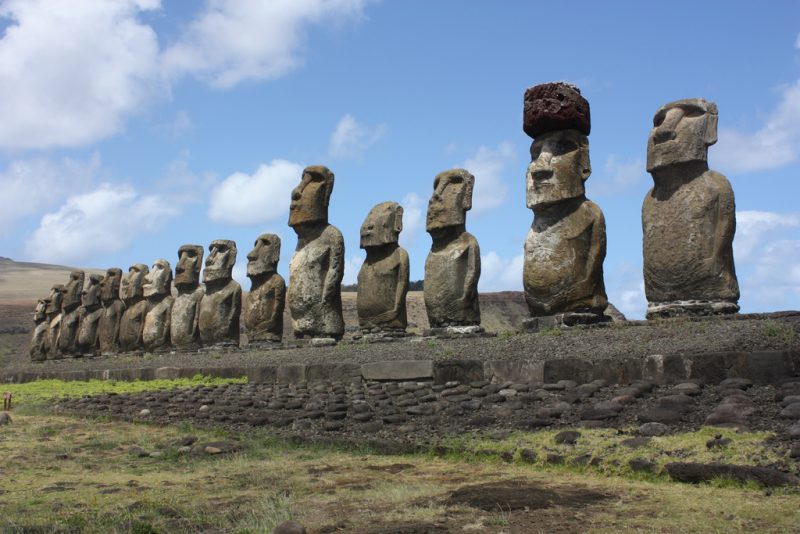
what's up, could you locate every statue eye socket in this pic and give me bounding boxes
[555,140,577,154]
[531,144,543,159]
[682,106,704,118]
[653,112,665,127]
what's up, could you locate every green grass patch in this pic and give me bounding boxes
[0,375,246,407]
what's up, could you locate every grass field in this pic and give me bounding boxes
[1,379,800,533]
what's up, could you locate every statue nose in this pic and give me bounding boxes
[653,128,676,144]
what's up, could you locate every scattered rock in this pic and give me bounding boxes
[639,422,669,437]
[787,423,800,440]
[0,412,11,426]
[672,383,701,396]
[519,449,537,463]
[780,402,800,419]
[554,430,581,445]
[128,446,148,458]
[138,409,151,417]
[621,437,651,449]
[272,520,307,534]
[628,458,657,473]
[790,444,800,459]
[665,462,799,487]
[706,435,733,449]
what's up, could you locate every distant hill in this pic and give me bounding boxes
[0,258,105,302]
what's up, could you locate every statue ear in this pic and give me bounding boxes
[394,205,404,233]
[462,173,474,211]
[580,141,591,181]
[704,112,718,146]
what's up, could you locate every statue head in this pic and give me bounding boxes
[34,298,48,323]
[646,98,718,173]
[175,244,204,288]
[204,240,237,283]
[81,274,103,308]
[62,270,85,311]
[46,284,64,315]
[143,259,173,298]
[247,233,281,278]
[526,129,590,209]
[426,169,474,233]
[361,201,403,249]
[288,165,334,228]
[121,264,149,303]
[100,268,122,303]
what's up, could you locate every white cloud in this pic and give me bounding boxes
[0,154,101,235]
[715,80,800,173]
[162,0,370,89]
[741,239,800,310]
[463,142,515,214]
[735,210,800,262]
[588,155,646,196]
[399,192,424,248]
[0,0,163,149]
[328,114,386,158]
[343,254,363,286]
[160,110,194,139]
[25,183,178,265]
[605,262,646,320]
[208,159,303,225]
[158,150,216,204]
[479,252,523,292]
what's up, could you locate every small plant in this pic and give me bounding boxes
[763,320,796,345]
[498,330,517,340]
[538,327,563,337]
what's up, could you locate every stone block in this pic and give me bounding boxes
[686,353,727,384]
[484,360,544,384]
[726,351,798,385]
[246,366,277,383]
[433,360,485,384]
[307,363,360,383]
[276,364,307,384]
[543,358,593,384]
[361,360,433,381]
[591,358,642,385]
[155,367,181,380]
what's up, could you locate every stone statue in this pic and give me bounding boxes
[287,166,345,340]
[45,284,64,359]
[98,268,125,355]
[245,233,286,345]
[29,298,49,361]
[76,274,103,356]
[424,168,481,329]
[142,259,174,352]
[643,98,739,318]
[118,264,149,352]
[57,270,85,356]
[171,244,205,350]
[199,240,242,347]
[522,82,608,323]
[357,202,409,334]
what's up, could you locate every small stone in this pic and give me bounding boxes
[611,395,636,405]
[787,422,800,439]
[639,408,681,424]
[128,446,148,458]
[0,412,11,426]
[519,449,538,463]
[554,430,581,445]
[323,421,344,431]
[149,451,163,458]
[498,389,517,398]
[706,435,732,449]
[780,402,800,419]
[205,446,222,455]
[138,409,151,417]
[198,405,210,412]
[719,378,752,390]
[629,458,657,473]
[272,520,307,534]
[310,337,337,347]
[622,437,651,449]
[177,446,191,454]
[790,444,800,459]
[639,422,669,437]
[672,383,702,396]
[781,395,800,408]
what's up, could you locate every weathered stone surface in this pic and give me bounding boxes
[199,240,242,347]
[643,98,739,319]
[434,360,485,384]
[362,360,433,381]
[523,84,606,317]
[57,270,85,356]
[29,298,49,361]
[272,520,307,534]
[523,82,590,138]
[171,244,204,350]
[357,202,409,332]
[485,360,544,384]
[245,234,286,343]
[142,259,174,352]
[119,264,149,352]
[424,169,481,327]
[542,358,594,384]
[98,268,124,355]
[45,283,65,359]
[665,462,798,487]
[77,274,103,355]
[287,166,345,339]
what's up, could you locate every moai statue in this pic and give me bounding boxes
[171,244,205,350]
[244,234,286,346]
[521,82,608,327]
[142,259,174,352]
[98,268,125,355]
[287,166,345,340]
[199,240,242,347]
[118,264,149,352]
[45,284,65,359]
[29,298,49,362]
[643,98,739,318]
[424,169,482,331]
[357,202,410,336]
[57,270,85,356]
[76,274,103,356]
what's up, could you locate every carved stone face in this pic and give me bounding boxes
[288,166,334,228]
[34,299,48,322]
[143,259,172,298]
[426,169,474,232]
[46,285,64,314]
[646,98,718,173]
[82,275,103,308]
[121,264,148,302]
[175,244,203,288]
[63,271,85,310]
[247,234,280,277]
[526,129,590,209]
[361,202,403,248]
[100,268,122,303]
[204,240,237,283]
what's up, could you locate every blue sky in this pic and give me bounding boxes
[1,0,799,319]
